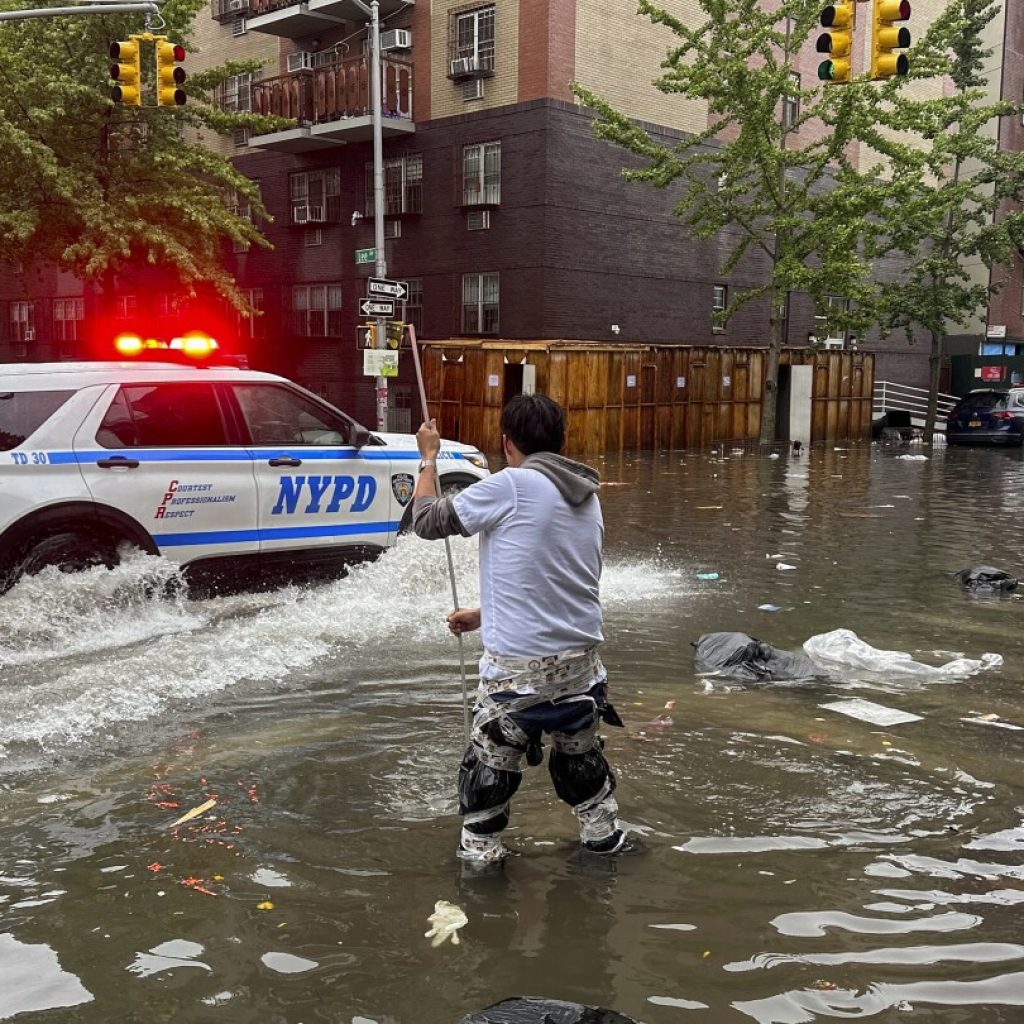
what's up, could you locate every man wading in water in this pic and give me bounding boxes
[413,393,628,864]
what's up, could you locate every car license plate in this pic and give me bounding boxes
[969,419,981,427]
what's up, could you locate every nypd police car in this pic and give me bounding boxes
[0,356,488,593]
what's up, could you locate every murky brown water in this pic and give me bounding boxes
[2,442,1024,1023]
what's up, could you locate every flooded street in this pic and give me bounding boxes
[2,442,1023,1024]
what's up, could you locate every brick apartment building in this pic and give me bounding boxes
[3,1,1023,429]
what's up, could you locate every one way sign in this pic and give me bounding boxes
[359,297,395,317]
[368,277,409,301]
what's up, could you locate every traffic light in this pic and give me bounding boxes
[109,38,141,106]
[816,3,856,84]
[357,323,376,349]
[155,39,187,107]
[385,321,405,349]
[871,0,911,81]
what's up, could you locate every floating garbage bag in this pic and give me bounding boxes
[953,566,1018,592]
[803,628,1002,678]
[459,997,638,1024]
[692,631,820,682]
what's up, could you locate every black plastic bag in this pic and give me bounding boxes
[459,997,638,1024]
[692,631,819,682]
[953,566,1018,592]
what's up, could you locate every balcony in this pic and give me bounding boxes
[211,0,248,21]
[247,0,411,38]
[249,56,414,153]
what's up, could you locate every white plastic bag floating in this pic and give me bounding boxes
[425,900,468,947]
[803,628,1001,679]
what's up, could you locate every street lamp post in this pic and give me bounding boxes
[352,0,388,432]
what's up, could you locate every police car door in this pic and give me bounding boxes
[73,381,260,564]
[227,382,395,561]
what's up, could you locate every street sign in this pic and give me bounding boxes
[368,277,409,301]
[359,297,395,318]
[355,248,376,265]
[364,349,398,377]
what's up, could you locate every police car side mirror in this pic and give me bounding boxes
[350,424,370,449]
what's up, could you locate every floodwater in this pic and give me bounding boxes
[1,442,1023,1024]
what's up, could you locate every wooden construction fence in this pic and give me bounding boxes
[416,340,874,455]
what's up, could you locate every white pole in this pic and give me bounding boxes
[408,325,470,743]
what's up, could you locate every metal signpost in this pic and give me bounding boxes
[350,0,389,431]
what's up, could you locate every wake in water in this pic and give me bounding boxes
[0,536,690,762]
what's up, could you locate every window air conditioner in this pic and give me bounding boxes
[380,29,412,52]
[228,0,245,10]
[293,205,310,224]
[449,56,478,78]
[22,328,35,342]
[287,51,313,72]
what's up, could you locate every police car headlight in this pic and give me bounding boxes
[463,450,489,470]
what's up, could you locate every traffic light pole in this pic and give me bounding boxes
[0,2,161,19]
[353,0,389,433]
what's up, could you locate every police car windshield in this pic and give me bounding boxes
[0,390,76,451]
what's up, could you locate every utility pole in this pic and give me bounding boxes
[352,0,388,432]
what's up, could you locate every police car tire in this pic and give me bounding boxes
[15,530,120,580]
[398,472,478,535]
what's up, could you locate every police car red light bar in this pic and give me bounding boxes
[114,333,145,356]
[170,332,219,358]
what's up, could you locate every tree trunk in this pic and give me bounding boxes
[925,328,942,446]
[759,307,783,443]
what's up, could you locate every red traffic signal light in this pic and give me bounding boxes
[871,0,912,80]
[156,40,187,107]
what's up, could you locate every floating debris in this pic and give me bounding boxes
[819,698,923,727]
[425,900,468,947]
[171,798,218,828]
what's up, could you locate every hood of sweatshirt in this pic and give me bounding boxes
[520,452,600,507]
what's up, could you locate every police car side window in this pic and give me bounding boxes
[0,390,76,451]
[233,385,351,446]
[97,384,228,448]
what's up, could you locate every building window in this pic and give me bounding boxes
[237,288,265,340]
[290,168,340,225]
[783,72,800,130]
[53,297,84,345]
[364,154,423,217]
[10,301,35,343]
[403,278,424,336]
[292,284,343,337]
[451,4,495,72]
[115,295,137,320]
[221,72,253,113]
[304,228,323,247]
[712,284,727,332]
[818,295,849,348]
[461,272,498,334]
[462,141,500,205]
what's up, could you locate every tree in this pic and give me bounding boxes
[573,0,893,442]
[862,0,1024,441]
[0,0,285,311]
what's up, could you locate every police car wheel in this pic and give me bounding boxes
[398,472,478,535]
[17,531,120,580]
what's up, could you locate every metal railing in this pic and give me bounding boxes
[873,380,957,430]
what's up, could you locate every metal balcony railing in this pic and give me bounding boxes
[873,380,957,431]
[251,55,413,126]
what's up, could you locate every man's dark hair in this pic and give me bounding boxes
[500,393,565,455]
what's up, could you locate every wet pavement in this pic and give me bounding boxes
[1,441,1023,1023]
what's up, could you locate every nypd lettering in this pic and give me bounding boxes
[272,474,377,516]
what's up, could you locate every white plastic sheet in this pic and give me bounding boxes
[803,628,1002,679]
[819,698,923,726]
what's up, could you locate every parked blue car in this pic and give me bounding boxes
[946,388,1024,446]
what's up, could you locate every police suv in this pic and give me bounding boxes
[0,355,489,593]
